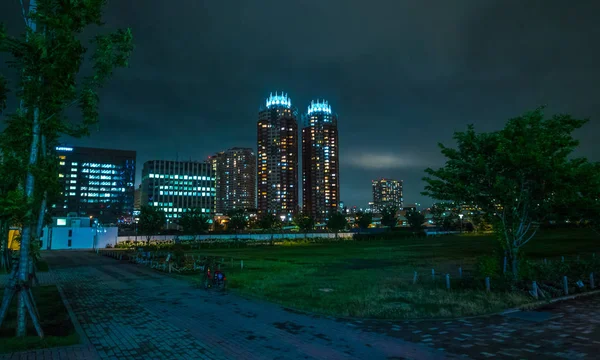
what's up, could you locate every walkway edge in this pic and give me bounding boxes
[48,261,95,349]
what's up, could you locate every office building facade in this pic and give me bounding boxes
[302,100,340,223]
[54,146,136,224]
[210,147,256,214]
[257,92,298,220]
[140,160,215,220]
[372,178,403,212]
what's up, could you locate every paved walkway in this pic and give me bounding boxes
[1,251,599,359]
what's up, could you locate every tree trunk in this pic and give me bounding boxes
[510,247,519,279]
[0,221,9,272]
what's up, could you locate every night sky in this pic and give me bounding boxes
[1,0,599,208]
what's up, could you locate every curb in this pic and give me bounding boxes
[46,260,95,349]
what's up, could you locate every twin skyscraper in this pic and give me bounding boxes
[257,92,340,224]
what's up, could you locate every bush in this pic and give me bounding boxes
[475,255,501,279]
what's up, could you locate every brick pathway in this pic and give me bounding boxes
[2,251,449,359]
[1,251,599,359]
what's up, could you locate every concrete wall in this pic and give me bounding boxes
[116,232,354,243]
[41,226,118,250]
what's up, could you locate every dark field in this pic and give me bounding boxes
[188,229,599,319]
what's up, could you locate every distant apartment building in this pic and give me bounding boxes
[302,99,340,223]
[54,146,136,224]
[134,185,141,211]
[140,160,215,221]
[210,147,256,214]
[372,178,403,211]
[257,92,299,220]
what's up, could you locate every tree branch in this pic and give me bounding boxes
[519,225,539,248]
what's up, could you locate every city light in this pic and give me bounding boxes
[56,146,73,151]
[307,99,332,115]
[266,92,291,109]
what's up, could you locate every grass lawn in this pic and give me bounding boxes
[188,228,599,319]
[0,285,79,354]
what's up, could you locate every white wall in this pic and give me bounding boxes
[117,232,354,243]
[41,226,118,250]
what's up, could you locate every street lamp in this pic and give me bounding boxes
[458,213,464,233]
[280,215,286,238]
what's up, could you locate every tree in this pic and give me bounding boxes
[405,209,425,233]
[227,209,248,233]
[380,206,398,228]
[429,203,447,228]
[470,211,492,233]
[560,161,600,234]
[423,107,595,278]
[178,208,210,240]
[293,212,314,236]
[138,206,166,244]
[326,212,347,239]
[258,215,277,232]
[258,215,282,244]
[0,0,133,337]
[355,212,373,233]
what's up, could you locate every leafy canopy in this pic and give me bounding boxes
[138,205,165,238]
[178,208,210,235]
[355,211,373,230]
[293,212,315,233]
[380,206,398,228]
[326,212,347,233]
[423,107,596,274]
[405,209,425,232]
[226,209,248,232]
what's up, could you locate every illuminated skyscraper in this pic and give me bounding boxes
[54,146,136,224]
[302,100,340,223]
[140,160,215,222]
[257,92,298,219]
[372,178,403,212]
[210,147,256,213]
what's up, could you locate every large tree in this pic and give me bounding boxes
[380,206,398,228]
[423,107,596,277]
[405,209,425,233]
[355,211,373,233]
[138,206,165,244]
[293,212,314,236]
[226,209,248,233]
[178,208,210,240]
[0,0,133,337]
[326,212,347,239]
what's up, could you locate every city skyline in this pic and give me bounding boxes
[2,1,599,208]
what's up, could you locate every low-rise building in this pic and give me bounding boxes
[41,216,118,250]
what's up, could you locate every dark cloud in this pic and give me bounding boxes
[1,0,599,207]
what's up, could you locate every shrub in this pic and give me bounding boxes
[475,255,501,279]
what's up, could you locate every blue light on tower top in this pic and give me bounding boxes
[266,92,291,109]
[307,100,332,115]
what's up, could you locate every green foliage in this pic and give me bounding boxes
[138,205,165,241]
[326,212,347,234]
[226,209,248,232]
[355,211,372,230]
[293,212,314,233]
[405,209,425,232]
[470,212,493,233]
[177,208,210,236]
[475,255,501,279]
[380,206,398,228]
[258,214,280,231]
[423,107,596,276]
